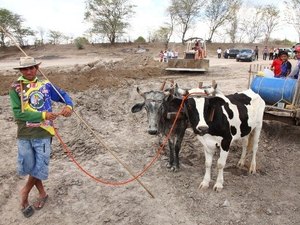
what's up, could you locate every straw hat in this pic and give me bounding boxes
[13,56,41,69]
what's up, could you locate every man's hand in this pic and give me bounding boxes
[60,106,73,117]
[45,112,58,121]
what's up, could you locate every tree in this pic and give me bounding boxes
[152,10,175,48]
[48,30,64,45]
[167,0,204,44]
[36,26,46,45]
[0,8,34,47]
[205,0,242,43]
[224,0,243,44]
[85,0,135,44]
[226,14,238,44]
[260,5,280,44]
[284,0,300,42]
[239,6,265,43]
[153,26,173,46]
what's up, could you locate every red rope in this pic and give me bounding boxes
[54,95,189,186]
[55,92,206,186]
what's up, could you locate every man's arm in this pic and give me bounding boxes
[48,83,73,108]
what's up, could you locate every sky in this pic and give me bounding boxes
[1,0,299,43]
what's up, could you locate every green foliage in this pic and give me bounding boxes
[153,26,172,44]
[0,8,34,47]
[168,0,203,44]
[48,30,64,45]
[85,0,136,44]
[271,38,294,46]
[74,37,89,49]
[134,36,146,43]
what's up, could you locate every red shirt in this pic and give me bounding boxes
[271,59,282,77]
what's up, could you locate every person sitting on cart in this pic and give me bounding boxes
[270,54,282,77]
[289,46,300,79]
[278,51,292,78]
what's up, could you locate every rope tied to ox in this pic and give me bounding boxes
[54,94,189,186]
[53,91,209,188]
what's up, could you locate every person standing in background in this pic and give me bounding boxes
[217,47,222,59]
[263,46,268,60]
[269,47,274,60]
[254,46,259,60]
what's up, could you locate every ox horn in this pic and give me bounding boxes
[212,80,217,89]
[211,80,218,97]
[169,79,175,88]
[136,87,145,98]
[160,79,167,91]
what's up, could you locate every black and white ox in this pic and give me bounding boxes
[179,86,265,192]
[131,86,188,171]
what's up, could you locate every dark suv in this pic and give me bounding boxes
[236,49,256,62]
[224,48,240,59]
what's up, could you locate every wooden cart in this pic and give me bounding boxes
[248,64,300,126]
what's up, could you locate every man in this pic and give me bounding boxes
[254,46,259,60]
[263,46,268,60]
[9,56,73,218]
[217,47,222,59]
[289,46,300,79]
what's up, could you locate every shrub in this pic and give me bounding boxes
[74,37,89,49]
[134,36,146,43]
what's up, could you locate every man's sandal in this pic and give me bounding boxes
[21,205,34,218]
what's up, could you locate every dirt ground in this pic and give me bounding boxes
[0,43,299,225]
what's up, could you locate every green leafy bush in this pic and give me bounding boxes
[134,36,146,43]
[74,37,89,49]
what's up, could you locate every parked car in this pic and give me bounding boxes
[224,48,240,59]
[236,49,256,62]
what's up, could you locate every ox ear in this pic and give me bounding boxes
[163,90,171,100]
[175,83,188,96]
[131,102,145,113]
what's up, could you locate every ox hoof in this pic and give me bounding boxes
[249,164,256,174]
[213,183,223,192]
[237,161,245,168]
[198,181,209,190]
[170,166,179,172]
[166,163,172,169]
[249,168,256,174]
